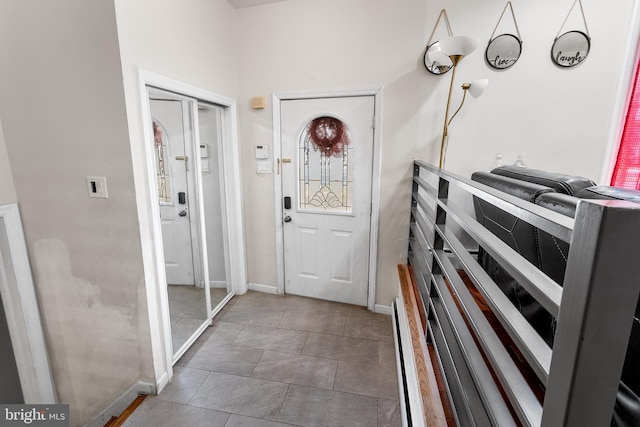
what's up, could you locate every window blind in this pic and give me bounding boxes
[611,63,640,189]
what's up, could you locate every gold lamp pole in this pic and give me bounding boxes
[437,36,482,169]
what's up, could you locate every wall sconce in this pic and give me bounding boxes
[438,36,487,169]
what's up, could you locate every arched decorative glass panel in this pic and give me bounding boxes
[299,116,353,213]
[153,119,172,204]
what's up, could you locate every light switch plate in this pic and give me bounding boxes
[257,161,272,174]
[87,176,108,198]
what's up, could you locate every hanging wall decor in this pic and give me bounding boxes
[423,9,454,75]
[485,2,522,70]
[551,0,591,68]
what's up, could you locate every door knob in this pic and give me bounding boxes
[179,210,187,217]
[283,215,292,223]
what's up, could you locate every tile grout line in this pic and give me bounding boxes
[274,382,292,425]
[183,370,213,407]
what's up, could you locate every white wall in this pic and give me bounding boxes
[0,1,152,425]
[0,119,16,204]
[421,0,640,181]
[113,0,239,387]
[236,0,640,307]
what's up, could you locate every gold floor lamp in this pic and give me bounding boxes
[438,36,488,169]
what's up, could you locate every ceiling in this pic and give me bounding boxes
[227,0,287,9]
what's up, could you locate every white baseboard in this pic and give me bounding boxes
[83,381,156,427]
[137,380,157,396]
[210,280,228,288]
[246,284,390,315]
[248,282,279,294]
[375,304,392,315]
[155,372,169,394]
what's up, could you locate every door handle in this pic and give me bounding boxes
[178,192,186,204]
[179,210,187,217]
[284,196,291,210]
[283,215,292,223]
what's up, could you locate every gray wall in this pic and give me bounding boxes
[0,118,16,204]
[0,1,153,424]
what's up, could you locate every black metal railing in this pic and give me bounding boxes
[405,160,640,427]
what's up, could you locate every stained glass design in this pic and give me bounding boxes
[299,116,353,213]
[153,120,172,203]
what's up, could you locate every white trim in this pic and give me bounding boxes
[172,290,235,364]
[272,94,285,296]
[172,319,211,364]
[155,372,170,395]
[189,99,212,315]
[272,88,383,310]
[599,1,640,184]
[0,203,56,404]
[248,282,279,294]
[186,98,209,300]
[135,69,247,391]
[368,90,384,310]
[211,292,235,318]
[82,381,156,427]
[391,299,409,427]
[374,303,392,316]
[209,280,228,288]
[393,295,426,427]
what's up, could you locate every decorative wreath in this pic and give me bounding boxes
[307,117,349,157]
[153,121,163,148]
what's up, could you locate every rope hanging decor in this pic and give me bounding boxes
[488,1,522,43]
[485,1,523,70]
[426,9,453,48]
[551,0,591,68]
[424,9,455,75]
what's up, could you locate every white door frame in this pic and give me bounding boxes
[136,69,247,391]
[272,88,383,311]
[0,203,56,403]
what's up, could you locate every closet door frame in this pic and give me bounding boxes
[0,203,56,403]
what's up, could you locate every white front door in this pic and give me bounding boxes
[150,98,196,285]
[281,96,375,306]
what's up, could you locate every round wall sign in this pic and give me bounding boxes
[424,42,453,75]
[551,31,590,68]
[485,34,522,70]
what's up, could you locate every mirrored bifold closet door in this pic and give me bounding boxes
[148,88,231,360]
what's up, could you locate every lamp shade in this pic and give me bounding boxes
[468,79,489,98]
[439,36,480,58]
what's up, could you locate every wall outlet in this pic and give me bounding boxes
[87,176,108,198]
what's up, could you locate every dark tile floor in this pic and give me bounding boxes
[123,291,402,427]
